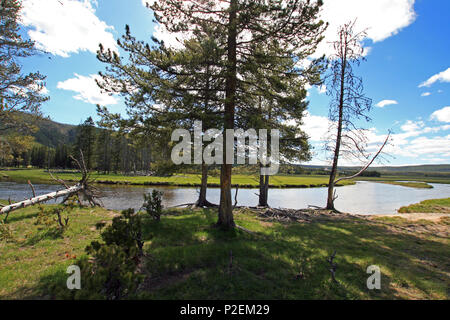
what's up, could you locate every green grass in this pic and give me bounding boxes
[398,198,450,213]
[0,169,354,188]
[1,202,449,299]
[376,181,434,189]
[0,201,115,299]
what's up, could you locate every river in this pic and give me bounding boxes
[1,180,449,215]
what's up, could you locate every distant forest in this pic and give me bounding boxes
[1,114,153,174]
[2,113,449,177]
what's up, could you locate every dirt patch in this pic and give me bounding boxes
[259,221,274,227]
[366,214,450,239]
[372,213,450,222]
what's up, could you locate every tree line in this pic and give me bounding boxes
[0,116,154,175]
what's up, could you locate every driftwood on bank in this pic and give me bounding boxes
[0,153,101,216]
[0,184,83,215]
[258,207,350,223]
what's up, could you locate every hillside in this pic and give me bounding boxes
[31,117,78,148]
[2,112,78,148]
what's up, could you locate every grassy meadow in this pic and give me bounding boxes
[1,201,449,300]
[0,169,355,188]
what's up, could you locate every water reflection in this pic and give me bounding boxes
[1,180,449,215]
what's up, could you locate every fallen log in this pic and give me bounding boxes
[0,151,102,216]
[0,184,83,215]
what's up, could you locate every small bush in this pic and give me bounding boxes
[36,196,79,230]
[142,190,163,221]
[73,208,144,300]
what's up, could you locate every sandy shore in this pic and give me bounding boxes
[368,212,450,222]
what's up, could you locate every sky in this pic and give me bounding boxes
[16,0,450,167]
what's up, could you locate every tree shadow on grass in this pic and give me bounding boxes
[22,226,64,246]
[271,216,449,299]
[3,210,39,224]
[139,213,448,299]
[11,209,449,300]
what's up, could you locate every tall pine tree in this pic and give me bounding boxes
[0,0,48,133]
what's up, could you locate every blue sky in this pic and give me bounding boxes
[17,0,450,166]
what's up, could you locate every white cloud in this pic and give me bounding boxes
[430,106,450,123]
[314,0,416,57]
[10,82,49,97]
[57,73,119,105]
[20,0,118,57]
[375,99,398,108]
[420,92,431,97]
[405,135,450,157]
[317,85,327,95]
[146,0,416,57]
[400,120,424,132]
[419,67,450,88]
[303,113,450,165]
[301,112,333,142]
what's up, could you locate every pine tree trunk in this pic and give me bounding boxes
[258,170,266,207]
[196,163,213,207]
[258,166,270,207]
[217,0,237,229]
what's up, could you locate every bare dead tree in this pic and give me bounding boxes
[0,151,102,216]
[324,21,391,211]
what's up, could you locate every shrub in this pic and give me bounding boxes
[72,208,144,300]
[35,196,79,230]
[142,190,163,221]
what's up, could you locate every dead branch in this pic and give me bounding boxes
[327,250,338,283]
[166,202,196,209]
[233,185,239,209]
[235,224,256,234]
[48,171,69,189]
[334,132,391,184]
[332,189,338,201]
[28,180,36,198]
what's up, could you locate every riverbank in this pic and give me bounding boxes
[0,169,355,188]
[398,198,450,213]
[376,181,434,189]
[1,202,448,299]
[354,175,450,185]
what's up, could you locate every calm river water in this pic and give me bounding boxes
[1,180,449,215]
